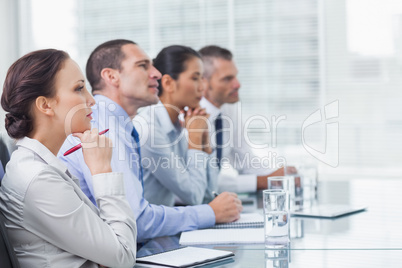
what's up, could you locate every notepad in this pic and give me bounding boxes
[180,228,264,245]
[135,246,234,268]
[213,212,264,229]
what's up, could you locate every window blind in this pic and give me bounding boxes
[12,0,402,177]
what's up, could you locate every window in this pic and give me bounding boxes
[6,0,402,178]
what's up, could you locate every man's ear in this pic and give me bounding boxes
[161,74,176,93]
[100,68,120,87]
[35,96,55,117]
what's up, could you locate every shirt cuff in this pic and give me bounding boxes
[194,204,215,229]
[92,172,125,197]
[236,174,258,192]
[218,172,258,193]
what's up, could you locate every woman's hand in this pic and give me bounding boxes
[183,107,211,153]
[72,128,113,175]
[202,129,213,154]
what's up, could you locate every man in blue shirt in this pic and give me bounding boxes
[59,39,242,242]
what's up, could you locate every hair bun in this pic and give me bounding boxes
[5,113,18,124]
[5,113,33,139]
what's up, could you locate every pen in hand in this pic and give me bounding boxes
[212,191,219,198]
[63,129,109,156]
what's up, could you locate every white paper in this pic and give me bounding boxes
[180,228,264,245]
[136,246,233,267]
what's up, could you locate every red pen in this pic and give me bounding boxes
[63,129,109,156]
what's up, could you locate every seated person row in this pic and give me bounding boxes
[136,44,290,207]
[199,45,288,192]
[0,49,137,267]
[59,39,243,242]
[135,45,218,206]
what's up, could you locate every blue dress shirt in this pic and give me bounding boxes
[58,95,215,242]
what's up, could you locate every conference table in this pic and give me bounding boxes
[135,178,402,267]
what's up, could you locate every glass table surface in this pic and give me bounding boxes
[135,178,402,267]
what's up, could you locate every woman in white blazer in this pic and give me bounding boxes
[0,49,137,268]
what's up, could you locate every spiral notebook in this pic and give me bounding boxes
[136,246,234,267]
[212,212,264,229]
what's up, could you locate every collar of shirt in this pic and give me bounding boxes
[200,97,221,121]
[93,94,135,146]
[17,137,69,175]
[152,101,182,138]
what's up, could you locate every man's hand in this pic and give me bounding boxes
[284,166,297,175]
[209,192,243,223]
[256,167,284,190]
[201,129,213,154]
[256,166,297,190]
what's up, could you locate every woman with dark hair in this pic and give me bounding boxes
[0,49,137,267]
[135,45,222,206]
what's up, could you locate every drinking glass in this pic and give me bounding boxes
[263,189,290,248]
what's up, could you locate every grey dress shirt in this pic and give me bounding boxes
[200,98,276,193]
[0,137,137,268]
[135,102,218,206]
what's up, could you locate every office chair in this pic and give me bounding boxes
[0,132,17,184]
[0,212,20,268]
[0,132,20,267]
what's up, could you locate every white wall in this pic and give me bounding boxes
[0,0,20,131]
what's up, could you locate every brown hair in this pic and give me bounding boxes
[1,49,69,139]
[86,39,136,93]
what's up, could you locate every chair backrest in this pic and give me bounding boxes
[0,139,9,181]
[0,132,17,183]
[0,212,20,268]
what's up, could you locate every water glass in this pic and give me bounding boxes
[298,164,318,203]
[263,189,290,248]
[268,175,301,211]
[265,247,290,268]
[267,176,291,192]
[284,167,304,210]
[287,164,318,209]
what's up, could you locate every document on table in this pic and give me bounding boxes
[135,246,234,268]
[213,212,264,229]
[291,204,367,218]
[179,228,264,245]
